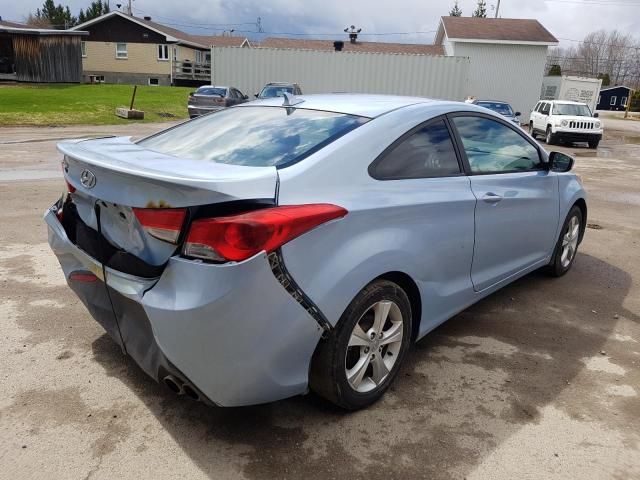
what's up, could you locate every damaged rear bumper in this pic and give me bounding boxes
[45,203,323,407]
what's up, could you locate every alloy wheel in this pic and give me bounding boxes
[345,300,404,393]
[561,215,580,268]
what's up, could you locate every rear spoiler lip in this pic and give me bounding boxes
[57,136,278,190]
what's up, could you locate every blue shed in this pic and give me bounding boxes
[596,86,631,111]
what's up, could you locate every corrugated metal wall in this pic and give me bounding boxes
[452,42,549,120]
[12,34,83,83]
[212,46,470,100]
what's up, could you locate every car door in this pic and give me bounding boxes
[530,101,541,128]
[449,113,559,291]
[537,102,551,132]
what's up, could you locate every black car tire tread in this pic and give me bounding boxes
[546,205,583,277]
[309,279,412,410]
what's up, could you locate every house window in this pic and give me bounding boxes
[195,50,203,64]
[116,43,128,59]
[81,41,87,57]
[158,44,169,61]
[621,96,628,107]
[149,78,159,86]
[610,96,617,106]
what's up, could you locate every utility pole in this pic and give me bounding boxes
[127,0,132,15]
[495,0,501,17]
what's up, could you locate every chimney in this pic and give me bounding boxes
[144,16,151,20]
[333,41,344,52]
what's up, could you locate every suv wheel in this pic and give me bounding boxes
[588,139,600,149]
[309,279,413,410]
[529,122,536,138]
[546,127,556,145]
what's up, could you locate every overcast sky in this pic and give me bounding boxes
[3,0,639,47]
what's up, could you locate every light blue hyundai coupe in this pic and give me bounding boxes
[46,94,586,409]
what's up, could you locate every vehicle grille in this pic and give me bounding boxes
[569,121,594,129]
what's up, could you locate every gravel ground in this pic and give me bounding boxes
[0,119,638,480]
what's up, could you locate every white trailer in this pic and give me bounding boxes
[541,75,602,113]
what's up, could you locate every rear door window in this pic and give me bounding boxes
[370,119,461,180]
[138,106,369,168]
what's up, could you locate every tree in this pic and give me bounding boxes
[597,72,611,86]
[30,0,77,29]
[548,64,562,76]
[472,0,487,17]
[78,0,110,24]
[449,1,462,16]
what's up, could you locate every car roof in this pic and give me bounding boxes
[197,85,229,89]
[545,100,587,105]
[239,93,447,118]
[263,82,299,86]
[476,100,511,105]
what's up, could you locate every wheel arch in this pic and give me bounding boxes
[572,198,588,243]
[374,271,422,342]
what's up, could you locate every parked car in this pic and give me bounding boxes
[187,85,248,118]
[472,100,521,125]
[529,100,603,149]
[256,82,302,99]
[46,94,586,410]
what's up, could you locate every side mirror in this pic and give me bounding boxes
[244,95,249,100]
[515,111,521,117]
[189,91,195,97]
[549,151,574,173]
[254,93,259,98]
[593,112,599,118]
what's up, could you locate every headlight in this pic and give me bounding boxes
[561,120,568,127]
[595,121,601,128]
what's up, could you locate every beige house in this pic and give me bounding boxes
[71,11,250,86]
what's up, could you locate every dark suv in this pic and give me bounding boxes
[256,82,302,99]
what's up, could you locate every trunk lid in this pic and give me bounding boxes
[189,94,226,108]
[58,136,278,267]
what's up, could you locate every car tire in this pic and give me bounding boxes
[529,122,536,139]
[309,279,413,410]
[588,139,600,149]
[546,127,556,145]
[546,205,583,277]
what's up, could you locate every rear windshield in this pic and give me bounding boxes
[195,87,227,96]
[477,102,513,116]
[260,86,294,98]
[138,106,369,167]
[553,103,592,117]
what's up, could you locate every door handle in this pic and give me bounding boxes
[482,192,503,204]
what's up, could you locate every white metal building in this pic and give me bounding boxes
[436,17,559,117]
[212,46,470,101]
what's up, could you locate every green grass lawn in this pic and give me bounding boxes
[0,84,193,126]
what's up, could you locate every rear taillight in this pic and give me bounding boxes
[183,204,347,262]
[133,208,187,244]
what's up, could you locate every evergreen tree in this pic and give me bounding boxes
[548,64,562,76]
[449,1,463,16]
[78,1,110,25]
[472,0,488,17]
[33,0,77,29]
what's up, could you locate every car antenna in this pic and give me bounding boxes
[282,92,304,107]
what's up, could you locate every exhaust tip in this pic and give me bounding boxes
[163,375,183,395]
[182,385,200,401]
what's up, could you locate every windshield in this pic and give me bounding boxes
[138,106,369,167]
[195,87,227,97]
[477,102,514,116]
[553,103,592,116]
[259,86,294,98]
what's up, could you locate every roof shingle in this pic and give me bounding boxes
[259,37,444,55]
[440,17,558,44]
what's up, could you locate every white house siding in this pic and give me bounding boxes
[451,42,549,119]
[212,46,470,101]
